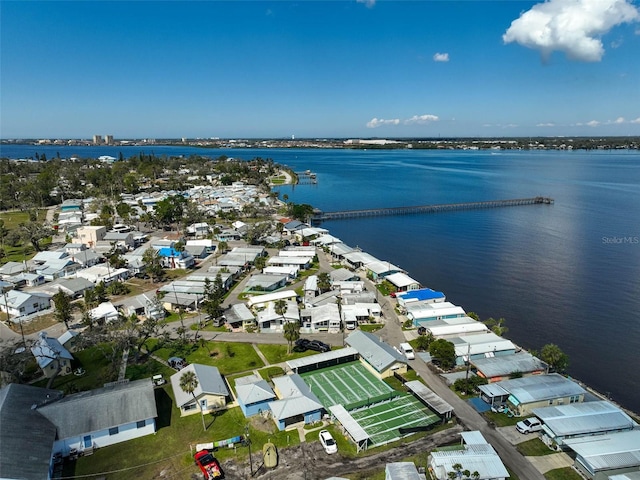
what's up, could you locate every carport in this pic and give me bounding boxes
[329,404,369,453]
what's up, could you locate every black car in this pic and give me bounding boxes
[293,338,311,352]
[307,340,331,353]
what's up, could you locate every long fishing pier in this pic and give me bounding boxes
[311,196,553,224]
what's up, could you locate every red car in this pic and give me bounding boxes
[194,450,224,479]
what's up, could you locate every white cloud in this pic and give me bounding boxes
[502,0,640,62]
[404,114,439,125]
[614,116,625,123]
[356,0,376,8]
[631,117,640,124]
[587,120,601,127]
[366,118,400,128]
[433,53,449,62]
[537,123,556,127]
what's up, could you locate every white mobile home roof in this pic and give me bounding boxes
[385,272,419,288]
[407,301,466,321]
[278,249,316,257]
[342,251,379,266]
[365,260,402,275]
[246,290,297,308]
[425,317,488,337]
[564,430,640,472]
[329,243,354,256]
[533,400,638,438]
[267,255,313,265]
[451,332,516,357]
[494,373,586,404]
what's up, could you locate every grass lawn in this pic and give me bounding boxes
[484,410,521,427]
[148,339,264,375]
[360,324,384,333]
[258,366,284,381]
[66,386,300,480]
[256,343,319,364]
[5,313,59,335]
[545,468,582,480]
[0,209,47,230]
[516,438,556,456]
[304,423,356,457]
[33,343,119,393]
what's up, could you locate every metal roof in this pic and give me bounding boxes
[345,330,406,373]
[170,364,229,409]
[38,378,157,439]
[609,473,640,480]
[405,380,453,416]
[286,347,358,371]
[493,373,586,404]
[429,442,509,479]
[384,462,423,480]
[564,430,640,471]
[533,400,638,438]
[268,395,323,421]
[236,380,276,405]
[471,352,546,378]
[385,272,420,288]
[328,404,369,443]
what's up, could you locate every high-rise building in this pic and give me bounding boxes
[93,135,103,145]
[105,135,114,145]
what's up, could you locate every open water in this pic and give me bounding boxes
[2,144,639,413]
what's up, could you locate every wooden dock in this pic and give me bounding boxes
[311,197,553,224]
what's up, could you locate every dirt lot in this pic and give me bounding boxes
[217,424,463,480]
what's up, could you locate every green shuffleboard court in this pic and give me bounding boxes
[350,395,440,445]
[300,362,395,410]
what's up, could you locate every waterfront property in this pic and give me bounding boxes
[450,332,517,366]
[407,301,466,327]
[478,373,586,416]
[533,400,639,449]
[471,351,547,383]
[423,316,489,338]
[564,430,640,480]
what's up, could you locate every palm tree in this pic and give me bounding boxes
[180,370,206,431]
[283,321,300,354]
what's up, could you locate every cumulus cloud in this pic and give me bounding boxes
[587,120,601,127]
[537,123,556,127]
[366,118,400,128]
[631,117,640,124]
[503,0,640,62]
[433,53,449,62]
[404,114,439,125]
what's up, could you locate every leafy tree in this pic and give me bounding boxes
[540,343,569,373]
[429,339,456,370]
[52,290,73,329]
[288,203,314,222]
[217,240,228,254]
[317,272,332,293]
[283,320,300,354]
[453,376,488,395]
[484,317,508,336]
[415,331,434,351]
[154,194,187,230]
[17,221,52,252]
[142,247,165,283]
[180,370,206,431]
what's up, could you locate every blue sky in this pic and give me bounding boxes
[1,0,639,139]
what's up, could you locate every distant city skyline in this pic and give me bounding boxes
[1,0,639,139]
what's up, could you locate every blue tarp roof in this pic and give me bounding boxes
[397,288,445,301]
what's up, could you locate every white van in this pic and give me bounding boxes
[399,342,415,360]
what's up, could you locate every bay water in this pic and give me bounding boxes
[3,145,639,413]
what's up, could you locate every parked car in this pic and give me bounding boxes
[293,338,311,352]
[168,357,187,370]
[318,430,338,454]
[194,450,224,479]
[516,417,542,434]
[152,374,166,386]
[307,340,331,353]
